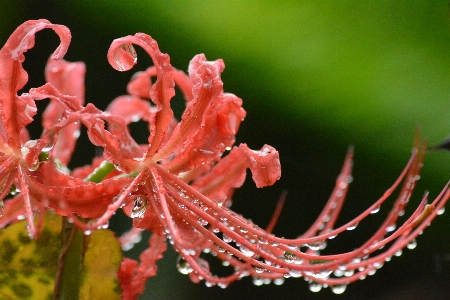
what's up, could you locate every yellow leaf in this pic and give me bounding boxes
[80,229,122,300]
[0,212,61,300]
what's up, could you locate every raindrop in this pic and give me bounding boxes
[346,223,358,231]
[288,269,302,278]
[176,256,193,275]
[240,245,255,257]
[273,278,285,285]
[254,266,265,274]
[258,237,268,245]
[253,277,264,286]
[344,269,354,277]
[131,197,148,218]
[84,230,92,236]
[114,44,137,71]
[331,284,347,294]
[197,217,208,226]
[218,282,228,289]
[437,207,445,215]
[0,201,5,216]
[222,234,233,243]
[309,282,322,292]
[368,268,377,276]
[407,239,417,250]
[99,221,109,229]
[370,206,380,214]
[394,249,403,257]
[386,224,396,232]
[284,251,297,263]
[306,240,324,251]
[205,281,215,287]
[319,269,332,278]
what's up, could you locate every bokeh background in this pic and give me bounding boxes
[1,1,450,299]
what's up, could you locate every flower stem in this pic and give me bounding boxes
[54,218,84,300]
[54,160,116,299]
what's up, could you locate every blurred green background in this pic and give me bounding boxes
[1,1,450,299]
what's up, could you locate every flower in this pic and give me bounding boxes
[0,20,131,236]
[0,20,448,299]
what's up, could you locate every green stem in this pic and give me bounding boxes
[54,160,116,299]
[84,160,115,183]
[54,219,84,300]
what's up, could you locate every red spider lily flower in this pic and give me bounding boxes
[100,33,448,297]
[0,20,131,236]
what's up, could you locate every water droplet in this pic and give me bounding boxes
[394,249,403,257]
[331,284,347,294]
[197,217,208,226]
[240,245,255,257]
[346,222,358,231]
[284,251,297,263]
[344,269,354,277]
[84,229,92,236]
[309,282,322,292]
[0,201,5,216]
[98,221,109,229]
[386,224,396,232]
[437,207,445,215]
[222,233,233,243]
[407,239,417,250]
[205,281,215,287]
[254,266,265,274]
[114,44,137,71]
[370,206,380,214]
[289,269,302,278]
[306,240,324,251]
[131,197,148,218]
[253,277,264,286]
[218,282,228,289]
[176,256,193,275]
[273,278,285,285]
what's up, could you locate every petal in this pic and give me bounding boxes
[25,161,130,218]
[107,34,175,157]
[43,59,86,165]
[191,144,281,203]
[239,144,281,188]
[0,20,71,150]
[118,233,167,300]
[156,55,246,173]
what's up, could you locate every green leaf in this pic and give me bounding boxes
[0,212,61,300]
[80,229,122,300]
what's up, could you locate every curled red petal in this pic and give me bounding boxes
[107,34,175,157]
[0,19,71,149]
[239,143,281,188]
